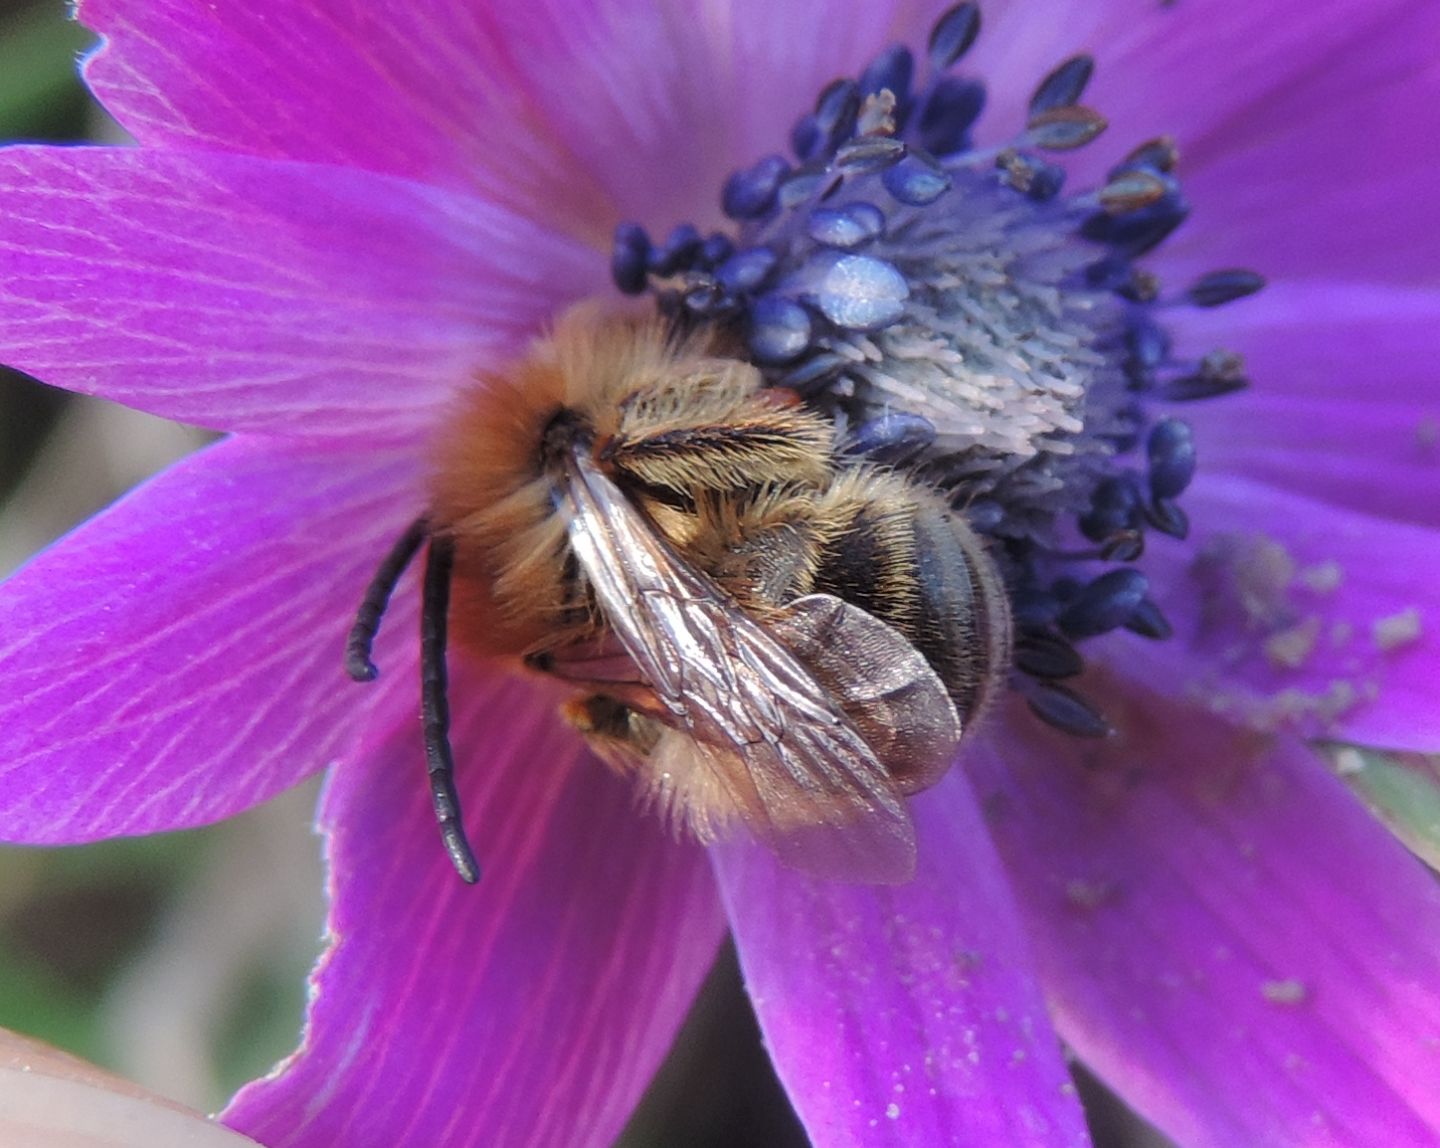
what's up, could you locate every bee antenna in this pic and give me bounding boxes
[420,534,481,884]
[345,517,429,682]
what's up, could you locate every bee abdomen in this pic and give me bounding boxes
[813,471,1012,727]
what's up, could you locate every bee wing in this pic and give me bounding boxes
[767,594,964,795]
[561,451,917,883]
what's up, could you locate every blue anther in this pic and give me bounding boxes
[715,247,779,295]
[777,165,842,210]
[721,154,791,220]
[1058,568,1150,639]
[1079,475,1143,542]
[1085,253,1134,292]
[998,150,1066,200]
[807,203,886,249]
[1186,268,1266,308]
[649,223,703,275]
[1125,598,1173,640]
[700,232,734,267]
[882,151,952,205]
[776,352,846,392]
[835,136,907,174]
[849,411,937,461]
[928,3,982,72]
[1082,184,1189,257]
[859,44,915,108]
[1125,316,1172,370]
[917,76,986,156]
[1014,631,1085,679]
[1146,419,1196,500]
[610,222,651,295]
[1026,682,1110,738]
[813,78,861,153]
[1157,367,1248,403]
[682,278,724,316]
[748,295,814,364]
[1113,137,1179,178]
[807,253,909,330]
[791,114,822,163]
[1027,105,1107,151]
[1029,54,1095,115]
[1145,498,1190,540]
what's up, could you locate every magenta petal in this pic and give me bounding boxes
[0,437,424,842]
[486,0,919,227]
[971,689,1440,1148]
[1181,283,1440,528]
[225,671,725,1148]
[1132,474,1440,752]
[76,0,613,229]
[713,771,1090,1147]
[0,146,603,444]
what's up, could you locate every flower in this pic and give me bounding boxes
[1,0,1439,1145]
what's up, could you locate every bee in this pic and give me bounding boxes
[346,306,1011,884]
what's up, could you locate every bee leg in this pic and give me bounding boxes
[420,534,481,884]
[345,516,428,681]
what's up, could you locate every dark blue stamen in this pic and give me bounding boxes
[1028,54,1094,115]
[882,150,952,205]
[1014,631,1085,679]
[1146,418,1196,500]
[1125,597,1174,640]
[1099,169,1168,214]
[776,165,842,210]
[805,252,909,330]
[776,351,847,392]
[1027,105,1107,150]
[748,295,813,364]
[997,150,1066,200]
[1157,350,1248,401]
[916,77,986,156]
[1123,135,1179,173]
[835,135,907,174]
[1125,316,1171,372]
[1058,568,1150,639]
[848,411,937,461]
[1145,498,1189,540]
[1187,268,1267,308]
[722,155,792,220]
[1100,530,1145,563]
[1082,181,1189,256]
[928,3,982,72]
[794,79,862,162]
[1026,681,1111,738]
[680,278,725,316]
[715,246,779,294]
[859,45,915,117]
[610,223,651,295]
[649,223,703,275]
[807,203,886,249]
[701,232,734,266]
[1080,475,1144,542]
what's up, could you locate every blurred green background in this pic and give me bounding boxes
[0,3,1177,1143]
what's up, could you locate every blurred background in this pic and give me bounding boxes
[0,2,1171,1143]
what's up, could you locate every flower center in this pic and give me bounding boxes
[609,2,1262,735]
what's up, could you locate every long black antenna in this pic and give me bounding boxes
[420,535,481,884]
[345,517,429,681]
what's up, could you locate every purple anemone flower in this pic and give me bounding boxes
[3,0,1440,1145]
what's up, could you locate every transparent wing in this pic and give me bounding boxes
[559,451,920,882]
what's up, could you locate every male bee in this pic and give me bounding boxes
[347,306,1011,884]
